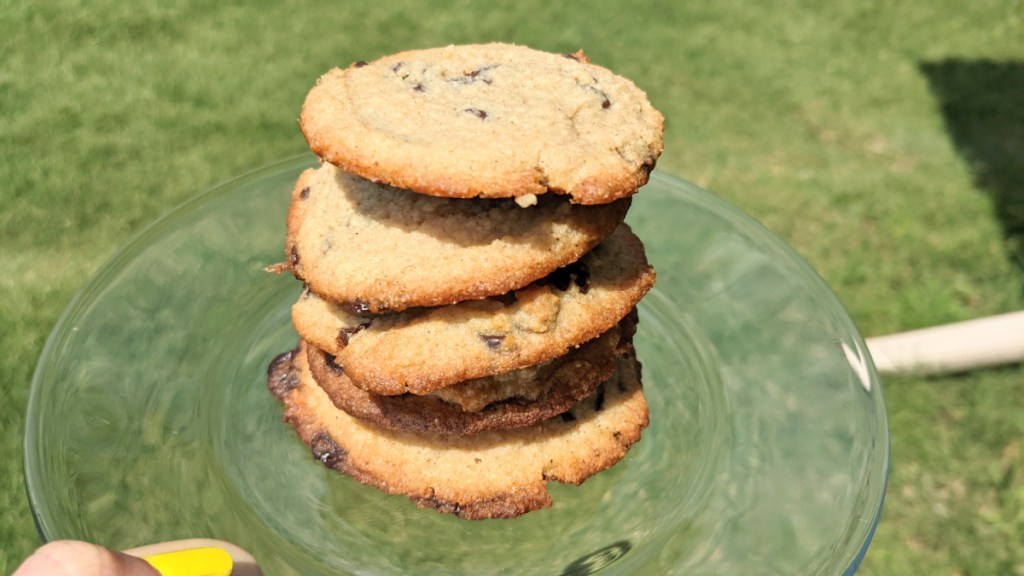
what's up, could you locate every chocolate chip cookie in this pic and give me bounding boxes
[283,163,629,312]
[300,43,664,205]
[267,42,663,520]
[267,342,649,520]
[290,224,655,395]
[305,315,634,435]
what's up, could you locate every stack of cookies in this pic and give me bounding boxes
[267,43,663,519]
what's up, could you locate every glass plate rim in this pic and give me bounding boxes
[23,155,890,574]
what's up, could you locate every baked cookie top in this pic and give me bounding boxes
[291,224,656,395]
[305,317,632,435]
[283,164,629,312]
[300,43,664,205]
[267,344,648,520]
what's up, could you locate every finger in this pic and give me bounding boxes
[14,540,159,576]
[125,539,262,576]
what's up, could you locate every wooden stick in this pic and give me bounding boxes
[865,311,1024,375]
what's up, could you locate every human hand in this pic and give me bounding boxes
[14,539,262,576]
[14,541,157,576]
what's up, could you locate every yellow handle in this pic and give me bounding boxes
[142,547,233,576]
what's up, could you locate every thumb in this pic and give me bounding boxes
[14,540,159,576]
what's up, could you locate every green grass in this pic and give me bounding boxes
[873,368,1024,575]
[2,0,1022,573]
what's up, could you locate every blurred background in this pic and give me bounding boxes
[1,0,1021,573]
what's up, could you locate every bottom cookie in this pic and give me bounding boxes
[267,342,649,520]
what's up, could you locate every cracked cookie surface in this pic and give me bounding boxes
[283,163,629,312]
[300,43,664,205]
[290,224,655,395]
[267,341,649,520]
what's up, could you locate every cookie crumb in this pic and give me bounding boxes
[515,194,538,208]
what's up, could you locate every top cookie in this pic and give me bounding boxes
[300,43,665,205]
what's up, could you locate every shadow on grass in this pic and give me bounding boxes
[920,60,1024,274]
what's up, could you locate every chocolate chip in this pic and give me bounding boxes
[413,83,425,92]
[267,349,295,376]
[349,300,372,315]
[547,261,590,292]
[602,98,612,109]
[299,186,310,199]
[353,60,368,68]
[549,268,571,291]
[576,263,592,294]
[465,108,488,120]
[310,432,347,468]
[451,65,498,85]
[346,299,385,316]
[337,324,368,347]
[266,349,299,398]
[479,334,504,349]
[324,353,344,374]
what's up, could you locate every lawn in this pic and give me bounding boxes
[2,0,1022,573]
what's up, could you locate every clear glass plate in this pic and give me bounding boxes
[25,155,888,575]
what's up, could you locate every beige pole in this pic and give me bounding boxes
[866,311,1024,376]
